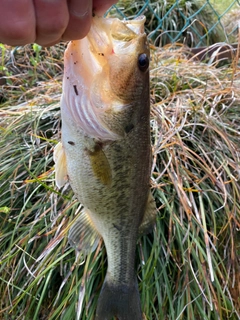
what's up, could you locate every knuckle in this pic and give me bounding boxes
[0,24,35,45]
[39,15,68,36]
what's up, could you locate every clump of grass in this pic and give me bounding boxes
[1,42,239,319]
[109,0,227,46]
[0,43,65,106]
[1,17,240,320]
[222,8,240,43]
[148,47,240,319]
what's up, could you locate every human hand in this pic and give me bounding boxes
[0,0,117,46]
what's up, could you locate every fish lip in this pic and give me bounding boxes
[123,15,146,34]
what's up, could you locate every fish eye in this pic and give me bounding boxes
[138,53,149,72]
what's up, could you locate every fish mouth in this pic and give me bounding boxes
[64,15,147,90]
[86,16,147,66]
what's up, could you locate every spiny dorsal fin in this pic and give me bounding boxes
[68,208,101,254]
[139,192,157,236]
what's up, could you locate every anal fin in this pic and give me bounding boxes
[139,192,157,236]
[68,208,101,254]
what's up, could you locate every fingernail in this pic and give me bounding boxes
[69,0,92,18]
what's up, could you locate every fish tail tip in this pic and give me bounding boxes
[95,277,143,320]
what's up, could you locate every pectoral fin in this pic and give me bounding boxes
[68,208,101,254]
[53,142,68,188]
[87,144,112,186]
[139,192,157,236]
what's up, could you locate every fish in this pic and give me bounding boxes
[54,15,156,320]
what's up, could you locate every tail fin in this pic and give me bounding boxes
[95,277,142,320]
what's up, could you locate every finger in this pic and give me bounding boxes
[61,0,92,41]
[40,37,62,47]
[0,0,35,46]
[33,0,69,46]
[93,0,117,15]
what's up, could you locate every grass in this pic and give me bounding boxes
[0,2,240,320]
[108,0,240,46]
[211,0,239,14]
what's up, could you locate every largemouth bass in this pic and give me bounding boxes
[54,15,156,320]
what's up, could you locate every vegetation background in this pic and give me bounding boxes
[0,0,239,319]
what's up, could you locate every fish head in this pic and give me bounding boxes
[88,16,150,101]
[63,16,150,139]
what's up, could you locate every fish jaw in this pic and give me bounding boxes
[61,15,149,140]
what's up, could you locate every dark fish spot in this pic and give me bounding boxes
[113,144,122,153]
[68,141,75,146]
[113,223,121,231]
[73,85,78,96]
[124,123,134,133]
[98,52,104,56]
[94,141,103,151]
[67,77,69,80]
[74,61,77,65]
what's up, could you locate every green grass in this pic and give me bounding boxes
[210,0,239,13]
[0,2,240,320]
